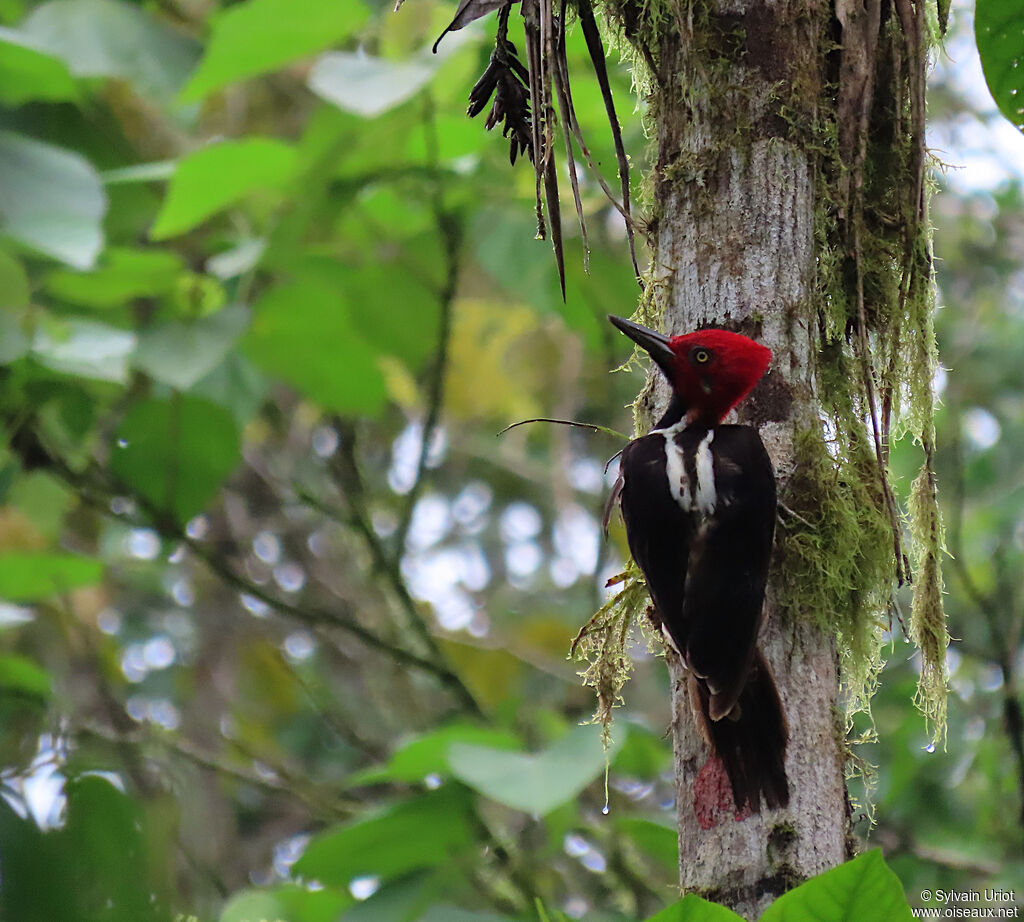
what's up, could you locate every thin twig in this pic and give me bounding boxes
[497,417,629,440]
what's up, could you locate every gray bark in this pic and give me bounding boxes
[644,0,851,915]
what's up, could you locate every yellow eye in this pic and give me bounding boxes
[692,348,712,365]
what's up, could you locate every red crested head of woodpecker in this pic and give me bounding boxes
[609,316,771,426]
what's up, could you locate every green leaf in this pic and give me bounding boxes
[31,317,136,383]
[448,724,623,816]
[644,894,744,921]
[0,27,78,104]
[189,352,267,426]
[295,259,440,371]
[111,395,240,524]
[221,885,352,922]
[134,305,249,390]
[0,552,103,601]
[293,787,476,887]
[180,0,369,102]
[244,279,386,415]
[617,817,678,872]
[150,138,296,239]
[308,50,438,118]
[759,850,913,922]
[976,0,1024,133]
[45,248,184,308]
[374,724,521,784]
[20,0,200,103]
[0,131,106,269]
[0,654,51,699]
[0,312,30,364]
[219,889,284,922]
[0,251,30,308]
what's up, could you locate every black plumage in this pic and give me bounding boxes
[618,419,789,812]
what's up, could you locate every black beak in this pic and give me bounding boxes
[608,315,676,381]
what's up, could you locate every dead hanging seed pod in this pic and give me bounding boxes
[422,0,644,297]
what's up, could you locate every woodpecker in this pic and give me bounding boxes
[608,315,789,813]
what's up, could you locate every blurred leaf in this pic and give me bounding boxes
[61,774,167,921]
[100,160,176,185]
[616,817,677,872]
[297,260,440,372]
[150,138,297,240]
[644,895,743,921]
[220,890,283,922]
[45,248,183,308]
[976,0,1024,134]
[308,50,439,118]
[0,251,30,308]
[0,313,30,363]
[0,552,103,601]
[189,351,267,426]
[20,0,199,102]
[612,724,672,778]
[135,304,249,390]
[111,394,240,523]
[181,0,369,102]
[448,723,623,815]
[32,317,136,383]
[340,872,441,922]
[0,26,77,104]
[272,883,353,922]
[244,279,386,415]
[293,787,477,887]
[374,724,521,784]
[760,849,913,922]
[0,130,106,269]
[417,908,516,922]
[0,653,51,699]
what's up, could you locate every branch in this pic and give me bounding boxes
[392,95,463,557]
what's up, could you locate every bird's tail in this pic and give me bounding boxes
[688,649,789,812]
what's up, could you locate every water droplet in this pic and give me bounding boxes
[117,438,128,448]
[601,804,610,815]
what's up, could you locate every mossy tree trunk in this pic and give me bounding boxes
[622,0,908,915]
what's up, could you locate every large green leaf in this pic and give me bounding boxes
[976,0,1024,133]
[294,259,440,371]
[447,723,623,816]
[0,27,78,104]
[0,131,106,269]
[20,0,199,103]
[293,787,476,888]
[759,850,913,922]
[150,138,297,239]
[134,305,249,390]
[644,895,744,921]
[308,50,439,118]
[110,395,240,524]
[244,279,386,415]
[31,317,136,383]
[0,552,103,601]
[180,0,369,102]
[45,248,184,308]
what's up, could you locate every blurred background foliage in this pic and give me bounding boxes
[0,0,1020,920]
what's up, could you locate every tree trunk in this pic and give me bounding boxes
[642,1,852,915]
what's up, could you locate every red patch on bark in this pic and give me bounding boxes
[693,756,753,829]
